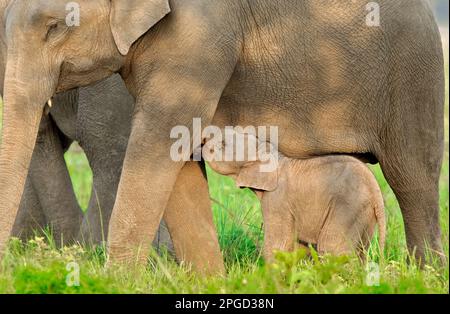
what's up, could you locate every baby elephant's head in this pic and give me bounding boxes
[202,130,279,191]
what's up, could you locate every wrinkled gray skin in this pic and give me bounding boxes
[73,75,173,250]
[0,0,445,266]
[11,112,82,244]
[8,71,174,249]
[1,48,226,276]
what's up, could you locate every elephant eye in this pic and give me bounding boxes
[45,20,66,41]
[45,23,58,40]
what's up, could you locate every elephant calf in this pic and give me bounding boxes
[203,132,386,260]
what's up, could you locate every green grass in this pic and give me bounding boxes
[0,151,447,294]
[64,148,92,211]
[0,49,448,295]
[0,159,447,294]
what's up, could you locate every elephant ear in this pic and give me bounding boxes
[110,0,171,55]
[234,132,280,192]
[236,162,279,192]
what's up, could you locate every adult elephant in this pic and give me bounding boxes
[0,0,224,274]
[0,0,445,265]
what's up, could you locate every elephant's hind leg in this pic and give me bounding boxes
[379,151,444,264]
[376,11,445,264]
[377,62,445,265]
[164,162,225,276]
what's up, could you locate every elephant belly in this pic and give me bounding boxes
[215,72,380,159]
[213,0,390,159]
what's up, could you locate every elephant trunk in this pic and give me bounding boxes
[0,62,53,255]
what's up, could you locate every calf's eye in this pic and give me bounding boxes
[45,21,65,41]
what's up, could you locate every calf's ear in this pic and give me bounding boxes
[110,0,171,55]
[236,162,279,192]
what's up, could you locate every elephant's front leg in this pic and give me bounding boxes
[79,176,116,246]
[106,30,237,263]
[12,176,46,241]
[106,86,232,263]
[106,94,220,263]
[13,115,81,246]
[29,115,82,245]
[80,160,175,252]
[261,193,296,262]
[164,161,225,275]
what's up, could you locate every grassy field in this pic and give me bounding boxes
[0,160,447,294]
[0,49,448,295]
